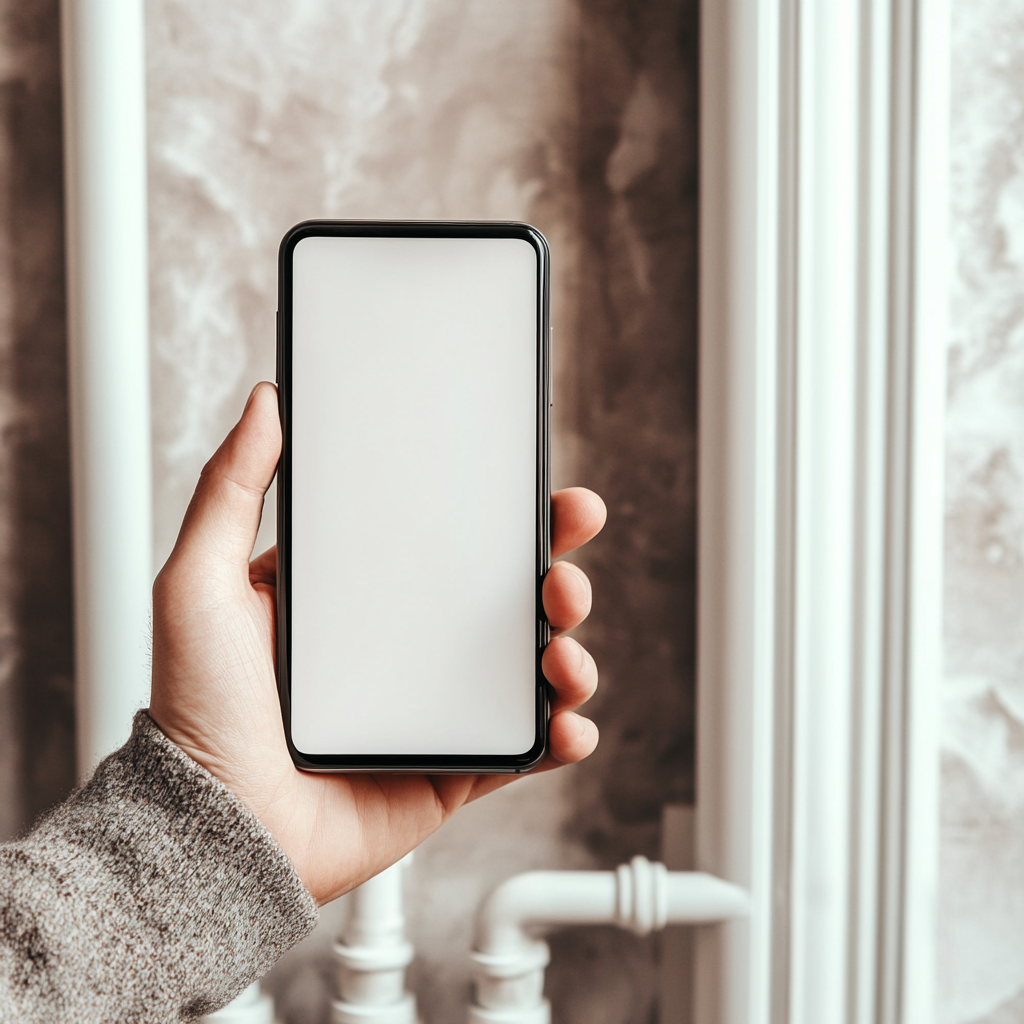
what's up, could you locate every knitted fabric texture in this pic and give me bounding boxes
[0,710,318,1023]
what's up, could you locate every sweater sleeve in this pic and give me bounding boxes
[0,710,318,1023]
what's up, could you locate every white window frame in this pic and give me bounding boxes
[694,1,948,1021]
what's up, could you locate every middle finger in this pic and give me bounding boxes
[542,636,598,711]
[543,561,592,635]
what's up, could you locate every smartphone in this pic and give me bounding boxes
[276,220,550,772]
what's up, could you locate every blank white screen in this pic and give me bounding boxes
[289,235,539,756]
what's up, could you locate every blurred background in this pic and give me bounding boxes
[0,2,1023,1023]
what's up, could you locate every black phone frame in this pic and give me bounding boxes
[276,220,551,773]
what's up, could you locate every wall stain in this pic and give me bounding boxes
[0,0,74,838]
[562,0,698,860]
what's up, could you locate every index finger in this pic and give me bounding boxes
[551,487,606,558]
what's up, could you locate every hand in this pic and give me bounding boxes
[149,382,606,905]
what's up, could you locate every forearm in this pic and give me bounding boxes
[0,711,317,1023]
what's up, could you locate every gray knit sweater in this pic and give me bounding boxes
[0,711,319,1023]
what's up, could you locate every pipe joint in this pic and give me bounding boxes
[615,855,668,935]
[334,939,415,974]
[333,857,419,1024]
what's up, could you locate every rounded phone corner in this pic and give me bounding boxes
[278,219,328,263]
[513,743,548,775]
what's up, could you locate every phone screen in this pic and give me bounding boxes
[280,224,548,768]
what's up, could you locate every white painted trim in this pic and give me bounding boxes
[694,0,947,1021]
[694,0,781,1018]
[61,0,153,774]
[899,1,947,1015]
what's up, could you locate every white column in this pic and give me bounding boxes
[60,0,153,774]
[696,0,948,1022]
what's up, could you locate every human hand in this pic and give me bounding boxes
[149,382,606,905]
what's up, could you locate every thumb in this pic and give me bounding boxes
[172,382,281,570]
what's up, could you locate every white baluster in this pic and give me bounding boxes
[467,856,749,1024]
[333,854,419,1024]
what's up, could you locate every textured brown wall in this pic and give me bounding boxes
[565,0,698,851]
[0,0,74,842]
[544,4,699,1017]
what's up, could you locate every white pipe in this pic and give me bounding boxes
[467,856,748,1024]
[60,0,154,774]
[333,855,418,1024]
[200,984,275,1024]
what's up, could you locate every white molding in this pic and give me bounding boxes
[899,1,947,1016]
[694,0,947,1021]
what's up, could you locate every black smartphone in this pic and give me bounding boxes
[276,220,551,772]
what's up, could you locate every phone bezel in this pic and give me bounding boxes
[276,220,551,773]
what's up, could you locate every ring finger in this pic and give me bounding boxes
[542,560,592,636]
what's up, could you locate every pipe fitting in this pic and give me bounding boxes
[468,856,749,1024]
[469,938,551,1020]
[615,855,667,934]
[333,856,419,1024]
